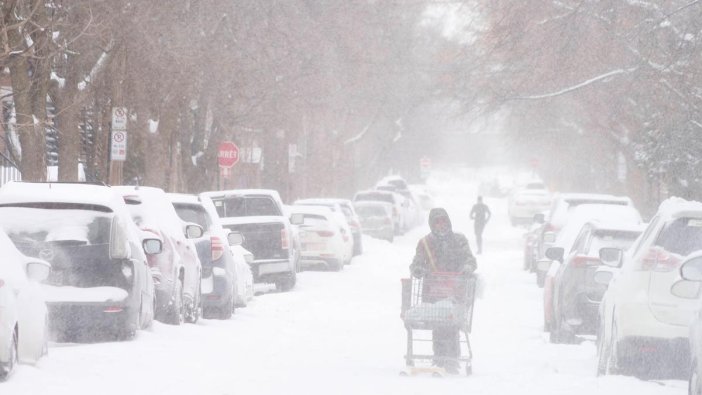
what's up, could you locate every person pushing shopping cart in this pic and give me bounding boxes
[402,208,477,376]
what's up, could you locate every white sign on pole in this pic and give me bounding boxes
[111,131,127,161]
[112,107,128,130]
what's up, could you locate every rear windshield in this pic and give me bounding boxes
[173,203,212,229]
[588,230,640,255]
[212,196,281,217]
[300,214,330,228]
[356,205,387,217]
[655,218,702,256]
[355,192,393,204]
[0,203,112,246]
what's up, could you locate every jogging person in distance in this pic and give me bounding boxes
[410,208,477,374]
[470,196,491,254]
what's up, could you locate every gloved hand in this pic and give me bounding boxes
[411,265,426,278]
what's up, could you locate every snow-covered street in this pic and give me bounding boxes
[3,173,687,395]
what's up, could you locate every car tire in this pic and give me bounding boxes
[330,259,343,272]
[219,296,234,320]
[690,362,702,395]
[0,328,18,380]
[166,279,185,325]
[185,282,202,324]
[277,271,296,292]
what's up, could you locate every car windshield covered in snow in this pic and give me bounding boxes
[355,191,394,204]
[587,229,641,255]
[655,217,702,256]
[172,203,212,229]
[211,195,281,217]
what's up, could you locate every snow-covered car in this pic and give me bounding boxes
[115,186,203,325]
[523,213,546,271]
[229,244,254,307]
[354,190,405,235]
[169,193,238,319]
[596,198,702,376]
[543,221,643,343]
[535,193,636,286]
[0,182,156,340]
[674,254,702,394]
[375,179,423,230]
[508,187,552,226]
[294,198,363,256]
[201,189,302,292]
[0,228,51,380]
[289,205,349,271]
[354,201,395,242]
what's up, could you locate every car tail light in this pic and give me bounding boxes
[349,220,360,230]
[571,255,600,268]
[640,247,681,272]
[104,307,123,313]
[544,223,557,232]
[317,230,335,237]
[211,236,224,261]
[281,229,289,249]
[383,217,392,225]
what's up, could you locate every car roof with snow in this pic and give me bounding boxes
[0,181,125,211]
[655,197,702,220]
[554,204,643,249]
[288,205,335,218]
[294,198,343,208]
[555,193,632,204]
[201,189,282,201]
[166,193,201,205]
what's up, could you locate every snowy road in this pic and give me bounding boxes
[3,174,688,394]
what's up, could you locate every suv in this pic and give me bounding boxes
[354,190,404,235]
[0,182,156,340]
[597,197,702,376]
[201,189,302,292]
[294,198,363,256]
[115,186,203,325]
[168,193,239,319]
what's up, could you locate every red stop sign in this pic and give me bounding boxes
[218,141,239,168]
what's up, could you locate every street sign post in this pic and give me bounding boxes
[112,107,128,130]
[110,130,127,161]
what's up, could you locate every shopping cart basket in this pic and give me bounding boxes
[400,272,477,376]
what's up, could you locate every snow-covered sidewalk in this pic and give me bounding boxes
[3,175,686,394]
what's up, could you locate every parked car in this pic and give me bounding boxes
[115,186,203,325]
[676,254,702,394]
[0,182,156,340]
[0,228,51,380]
[354,190,405,235]
[289,205,348,271]
[168,193,239,319]
[508,187,552,226]
[375,180,423,230]
[354,201,395,242]
[295,198,363,256]
[596,197,702,376]
[230,244,255,307]
[535,194,637,286]
[542,220,644,343]
[201,189,302,292]
[523,213,546,271]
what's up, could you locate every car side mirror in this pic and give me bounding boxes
[142,238,163,255]
[680,256,702,281]
[593,269,614,286]
[228,232,244,246]
[671,280,701,299]
[542,231,556,244]
[545,247,564,262]
[185,223,204,239]
[533,213,545,224]
[599,247,623,268]
[25,261,51,282]
[290,213,304,226]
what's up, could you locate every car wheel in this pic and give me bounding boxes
[0,328,18,380]
[219,295,234,320]
[277,271,296,292]
[167,279,185,325]
[690,362,702,395]
[186,282,202,324]
[596,322,608,376]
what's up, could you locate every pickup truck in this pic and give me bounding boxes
[200,189,302,292]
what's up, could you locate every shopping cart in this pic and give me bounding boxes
[400,272,477,376]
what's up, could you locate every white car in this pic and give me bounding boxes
[0,229,51,380]
[289,205,350,271]
[230,245,255,307]
[354,190,405,235]
[508,187,552,225]
[596,197,702,376]
[293,199,356,260]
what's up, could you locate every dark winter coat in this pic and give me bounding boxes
[410,208,477,276]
